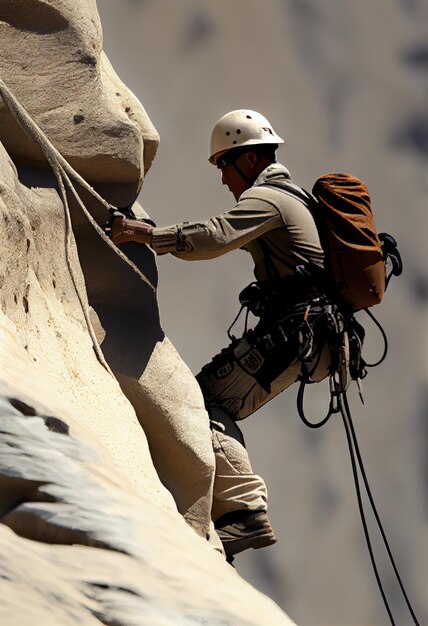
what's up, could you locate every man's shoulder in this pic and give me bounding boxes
[241,180,309,208]
[239,185,283,209]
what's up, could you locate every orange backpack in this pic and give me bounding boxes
[263,172,401,312]
[311,173,385,311]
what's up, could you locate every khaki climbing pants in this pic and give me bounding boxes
[197,313,331,522]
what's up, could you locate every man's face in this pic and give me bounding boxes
[217,150,255,200]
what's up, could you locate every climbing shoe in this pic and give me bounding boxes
[215,509,276,558]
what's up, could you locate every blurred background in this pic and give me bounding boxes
[97,1,427,624]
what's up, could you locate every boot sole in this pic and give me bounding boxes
[218,530,277,557]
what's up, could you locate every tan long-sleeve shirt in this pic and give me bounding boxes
[151,164,324,282]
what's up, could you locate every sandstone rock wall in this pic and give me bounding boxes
[0,1,296,624]
[0,0,158,206]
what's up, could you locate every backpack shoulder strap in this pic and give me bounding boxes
[257,180,326,276]
[258,180,314,207]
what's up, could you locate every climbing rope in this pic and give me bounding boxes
[0,78,156,373]
[338,388,420,626]
[297,321,420,626]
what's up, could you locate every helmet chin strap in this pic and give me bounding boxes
[231,160,259,187]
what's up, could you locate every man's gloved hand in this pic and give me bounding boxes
[111,215,155,245]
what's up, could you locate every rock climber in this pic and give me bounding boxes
[111,110,332,560]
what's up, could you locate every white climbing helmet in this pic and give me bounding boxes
[209,109,284,165]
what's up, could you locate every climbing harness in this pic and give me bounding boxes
[0,78,156,373]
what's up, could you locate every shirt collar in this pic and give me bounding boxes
[253,163,292,187]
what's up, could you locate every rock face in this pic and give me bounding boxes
[0,385,292,626]
[0,1,296,624]
[0,0,159,206]
[0,0,216,545]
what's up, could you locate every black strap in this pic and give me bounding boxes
[259,179,311,200]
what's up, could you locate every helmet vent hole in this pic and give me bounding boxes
[233,140,237,144]
[246,115,252,119]
[236,129,241,134]
[226,131,230,136]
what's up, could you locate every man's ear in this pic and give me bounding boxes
[246,150,259,168]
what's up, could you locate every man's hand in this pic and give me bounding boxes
[111,217,154,245]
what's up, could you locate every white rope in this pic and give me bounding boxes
[0,78,156,372]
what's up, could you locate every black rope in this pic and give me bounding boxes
[338,388,395,625]
[385,268,394,290]
[340,390,420,626]
[244,306,251,333]
[226,305,245,341]
[363,308,389,368]
[297,377,338,428]
[296,357,420,623]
